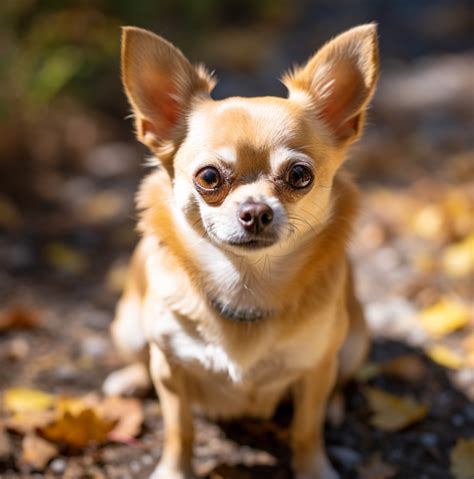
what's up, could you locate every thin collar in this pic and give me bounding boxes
[209,297,273,323]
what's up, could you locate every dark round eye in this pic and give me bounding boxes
[194,166,222,190]
[287,164,314,189]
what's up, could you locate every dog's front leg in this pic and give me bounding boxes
[149,343,194,479]
[291,352,339,479]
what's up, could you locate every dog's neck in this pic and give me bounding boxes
[172,202,326,316]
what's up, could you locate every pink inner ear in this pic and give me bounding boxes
[318,61,365,139]
[142,70,182,139]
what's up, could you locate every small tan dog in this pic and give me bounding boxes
[104,23,379,479]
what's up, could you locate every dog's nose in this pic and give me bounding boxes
[238,201,273,234]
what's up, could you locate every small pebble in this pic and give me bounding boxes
[420,433,437,447]
[141,454,154,466]
[50,457,67,474]
[329,445,361,469]
[130,460,141,473]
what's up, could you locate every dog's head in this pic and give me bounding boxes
[122,25,378,254]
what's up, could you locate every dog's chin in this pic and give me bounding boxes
[207,230,278,253]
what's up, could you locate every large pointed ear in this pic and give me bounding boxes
[121,27,216,150]
[283,23,379,144]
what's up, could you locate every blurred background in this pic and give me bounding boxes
[0,1,473,478]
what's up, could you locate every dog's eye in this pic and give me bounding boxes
[194,166,222,190]
[287,164,313,189]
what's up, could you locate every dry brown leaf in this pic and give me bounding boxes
[381,354,427,382]
[418,298,471,337]
[364,387,428,432]
[450,438,474,479]
[99,396,144,440]
[0,306,41,332]
[427,345,464,369]
[40,408,116,448]
[21,433,58,470]
[0,425,12,460]
[357,453,398,479]
[5,410,57,435]
[0,195,22,229]
[3,388,54,414]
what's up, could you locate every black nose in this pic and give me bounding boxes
[238,201,273,234]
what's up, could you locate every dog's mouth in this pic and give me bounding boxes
[225,238,276,250]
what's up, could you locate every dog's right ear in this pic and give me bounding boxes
[121,27,215,151]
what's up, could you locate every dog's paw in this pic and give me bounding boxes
[149,463,195,479]
[102,362,151,397]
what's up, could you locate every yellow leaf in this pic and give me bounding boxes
[3,388,54,414]
[418,298,471,337]
[40,408,116,448]
[462,334,474,368]
[79,191,127,223]
[427,345,464,369]
[56,396,90,416]
[105,261,129,293]
[21,434,58,471]
[411,204,445,240]
[450,438,474,479]
[364,387,428,432]
[441,234,474,278]
[44,243,87,274]
[355,362,382,382]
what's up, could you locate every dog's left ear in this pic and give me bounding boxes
[283,23,379,144]
[121,27,216,152]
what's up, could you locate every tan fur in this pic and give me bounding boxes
[105,24,379,479]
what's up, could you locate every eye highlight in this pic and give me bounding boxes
[194,166,222,191]
[286,164,314,189]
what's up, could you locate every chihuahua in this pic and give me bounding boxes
[103,24,379,479]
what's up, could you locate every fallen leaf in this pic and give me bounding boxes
[40,408,116,448]
[357,453,398,479]
[443,190,474,238]
[0,306,41,332]
[21,434,58,470]
[441,234,474,278]
[411,204,445,240]
[0,425,12,460]
[381,354,427,382]
[3,388,54,414]
[105,260,129,293]
[462,334,474,368]
[0,195,22,229]
[427,345,464,369]
[450,438,474,479]
[364,387,428,431]
[5,410,57,435]
[79,191,128,223]
[418,298,471,337]
[44,243,87,274]
[355,362,383,382]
